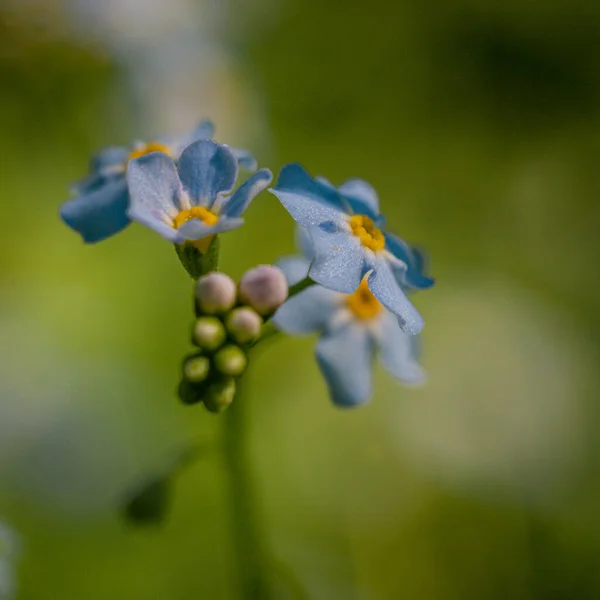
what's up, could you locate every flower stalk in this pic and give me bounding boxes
[222,379,271,599]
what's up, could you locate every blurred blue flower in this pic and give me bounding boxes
[269,164,434,334]
[274,228,425,407]
[60,120,258,244]
[126,139,272,250]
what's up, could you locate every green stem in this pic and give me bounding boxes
[222,380,271,599]
[287,276,314,299]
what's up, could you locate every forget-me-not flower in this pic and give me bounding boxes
[60,120,257,244]
[126,139,272,251]
[274,228,425,407]
[269,165,434,334]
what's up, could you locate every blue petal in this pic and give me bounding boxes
[296,225,315,261]
[232,148,258,171]
[177,216,244,240]
[220,169,272,218]
[126,152,182,218]
[315,175,336,189]
[367,256,424,335]
[270,163,349,227]
[90,146,129,172]
[177,140,238,206]
[385,233,435,290]
[71,172,112,195]
[308,225,366,294]
[192,119,215,141]
[128,205,184,243]
[376,311,426,384]
[383,232,412,266]
[273,285,340,334]
[315,323,373,407]
[72,146,128,194]
[60,179,130,243]
[338,179,380,218]
[277,255,311,286]
[169,120,216,156]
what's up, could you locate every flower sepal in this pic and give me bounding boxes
[175,235,221,280]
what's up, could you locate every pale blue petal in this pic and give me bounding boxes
[338,178,379,218]
[315,175,336,190]
[297,225,315,261]
[72,146,127,194]
[315,323,373,407]
[177,140,238,206]
[277,255,311,286]
[126,152,182,219]
[220,169,272,218]
[308,225,366,294]
[177,216,244,240]
[90,146,129,172]
[192,119,215,140]
[270,163,349,226]
[232,148,258,171]
[71,172,113,195]
[273,286,340,334]
[167,120,216,156]
[367,256,424,335]
[128,205,184,243]
[377,311,426,384]
[60,179,130,243]
[385,233,435,290]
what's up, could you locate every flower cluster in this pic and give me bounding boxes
[274,228,425,407]
[60,120,260,244]
[179,268,289,412]
[60,119,434,409]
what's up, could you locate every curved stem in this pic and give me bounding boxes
[287,276,314,299]
[222,380,271,599]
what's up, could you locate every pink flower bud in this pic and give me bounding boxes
[239,265,289,315]
[195,272,237,314]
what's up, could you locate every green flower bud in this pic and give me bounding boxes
[183,355,210,383]
[225,307,263,345]
[203,377,236,413]
[195,272,237,314]
[239,265,289,315]
[177,379,206,406]
[192,317,226,351]
[213,344,248,377]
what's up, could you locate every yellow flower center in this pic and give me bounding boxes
[349,214,385,252]
[346,277,383,320]
[173,206,219,253]
[127,141,171,162]
[173,206,219,229]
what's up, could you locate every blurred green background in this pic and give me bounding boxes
[1,0,600,598]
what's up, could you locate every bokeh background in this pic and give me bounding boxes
[1,0,600,598]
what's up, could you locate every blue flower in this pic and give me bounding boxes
[60,120,258,244]
[274,228,425,408]
[125,139,272,250]
[269,164,434,334]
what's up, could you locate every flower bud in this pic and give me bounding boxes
[204,377,236,413]
[183,355,210,384]
[239,265,289,315]
[192,317,226,351]
[213,344,248,377]
[195,272,237,314]
[225,307,263,345]
[178,379,205,405]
